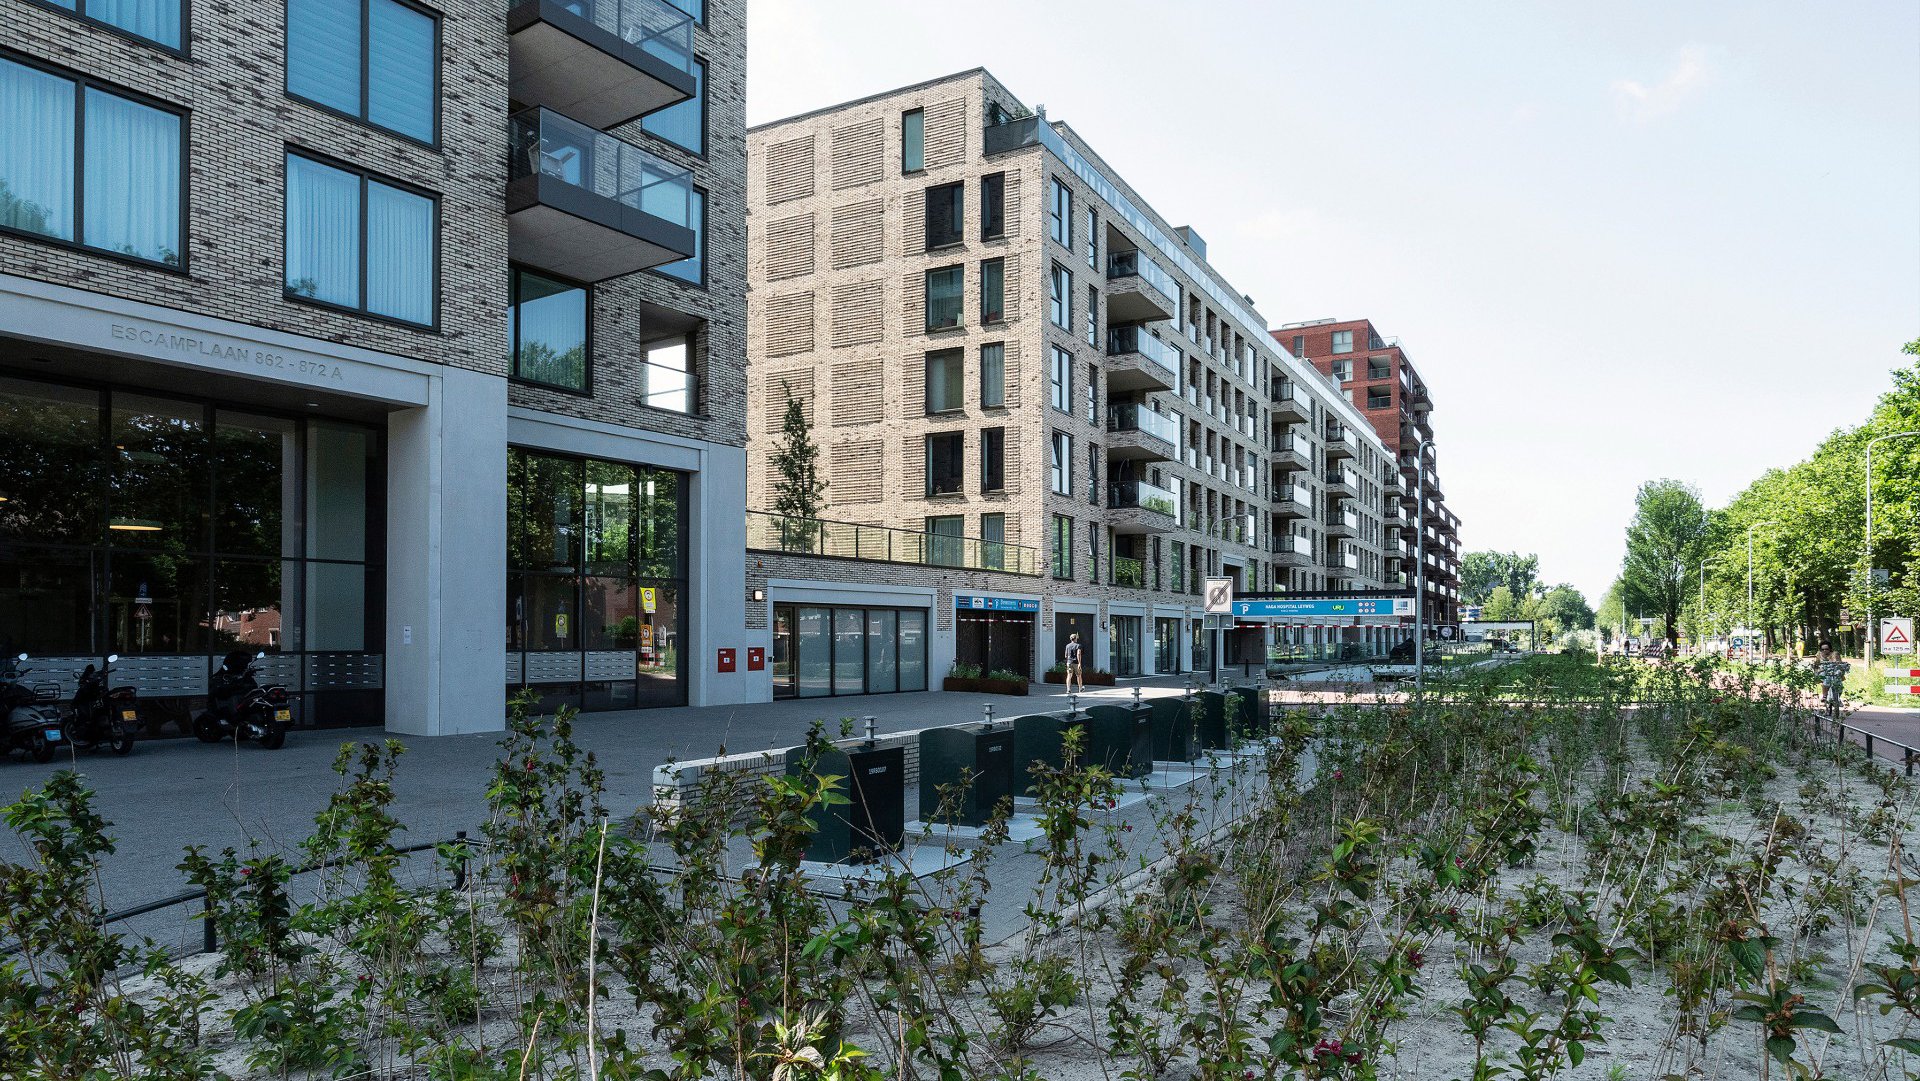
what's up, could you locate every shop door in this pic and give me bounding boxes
[771,605,796,698]
[1112,616,1142,676]
[1054,612,1094,667]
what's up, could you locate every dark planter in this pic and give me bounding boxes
[1043,670,1066,684]
[945,676,1029,696]
[943,677,979,692]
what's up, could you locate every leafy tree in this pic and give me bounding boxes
[1537,585,1595,633]
[771,393,826,547]
[1481,585,1518,621]
[1459,551,1541,605]
[1621,479,1710,649]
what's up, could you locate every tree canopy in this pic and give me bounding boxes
[1459,551,1541,605]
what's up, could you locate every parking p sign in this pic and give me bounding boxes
[1883,617,1915,656]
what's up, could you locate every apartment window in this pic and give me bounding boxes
[33,0,181,48]
[926,432,963,496]
[1290,334,1305,357]
[654,187,705,285]
[1084,368,1098,424]
[980,171,1005,239]
[1049,262,1071,330]
[1367,357,1390,380]
[981,427,1005,492]
[901,108,924,173]
[981,258,1005,324]
[925,348,963,414]
[1088,527,1100,584]
[1048,177,1071,247]
[1048,345,1072,414]
[508,267,588,391]
[924,265,963,331]
[981,343,1005,409]
[642,57,704,154]
[641,335,694,413]
[982,512,1007,571]
[1051,514,1074,579]
[925,515,964,567]
[1086,441,1100,505]
[287,0,438,145]
[925,180,963,249]
[664,0,701,18]
[1050,430,1071,495]
[1331,329,1354,354]
[1085,283,1098,346]
[1366,386,1391,410]
[1331,359,1352,382]
[1085,207,1098,269]
[0,57,184,267]
[284,152,436,327]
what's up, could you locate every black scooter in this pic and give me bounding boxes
[196,651,292,750]
[69,655,137,756]
[2,654,68,763]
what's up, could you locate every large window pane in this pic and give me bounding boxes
[898,611,927,692]
[981,342,1004,408]
[635,583,680,705]
[925,266,962,332]
[522,575,577,651]
[797,606,830,697]
[285,155,361,308]
[641,58,703,154]
[635,468,681,577]
[510,268,588,390]
[583,575,636,649]
[511,452,580,571]
[0,545,95,656]
[309,422,373,562]
[287,0,363,117]
[368,0,436,143]
[213,559,296,653]
[641,337,692,413]
[306,561,369,651]
[925,349,962,414]
[0,377,101,544]
[110,394,207,550]
[833,608,864,694]
[655,188,704,285]
[106,551,208,655]
[365,180,434,324]
[583,460,634,573]
[81,89,180,265]
[215,412,299,557]
[0,59,76,242]
[866,609,897,694]
[85,0,181,48]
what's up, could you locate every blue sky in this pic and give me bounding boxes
[746,1,1920,603]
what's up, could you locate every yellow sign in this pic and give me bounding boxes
[641,587,657,614]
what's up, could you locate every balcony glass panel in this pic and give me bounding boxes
[1105,324,1180,375]
[508,108,695,230]
[1110,479,1178,519]
[1105,247,1177,305]
[1107,402,1177,446]
[518,0,696,74]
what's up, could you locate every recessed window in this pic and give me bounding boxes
[980,342,1005,408]
[287,0,438,145]
[1367,357,1390,380]
[926,431,963,497]
[642,335,694,413]
[981,426,1004,492]
[1366,386,1391,410]
[925,348,963,414]
[925,180,962,249]
[284,152,436,326]
[1050,430,1071,496]
[663,0,701,19]
[653,187,704,285]
[0,58,184,268]
[924,265,963,332]
[1086,440,1100,504]
[1331,329,1354,354]
[1049,262,1071,330]
[1085,282,1097,346]
[1331,359,1352,382]
[901,108,924,173]
[980,171,1005,239]
[1048,345,1072,414]
[1051,514,1073,579]
[981,258,1004,325]
[1048,177,1071,247]
[509,267,588,391]
[642,57,704,155]
[37,0,181,49]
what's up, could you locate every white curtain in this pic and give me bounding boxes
[0,59,75,241]
[287,0,362,116]
[368,0,435,143]
[365,180,433,325]
[83,89,180,265]
[85,0,181,49]
[284,155,360,307]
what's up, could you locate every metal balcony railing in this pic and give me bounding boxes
[746,510,1039,575]
[1107,402,1179,446]
[508,108,695,230]
[1106,324,1181,375]
[510,0,696,74]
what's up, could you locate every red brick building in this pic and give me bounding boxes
[1275,318,1460,630]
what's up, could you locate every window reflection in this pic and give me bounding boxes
[110,394,207,550]
[0,377,102,544]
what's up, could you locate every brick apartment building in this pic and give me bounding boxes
[1278,318,1461,629]
[0,0,760,733]
[741,70,1413,698]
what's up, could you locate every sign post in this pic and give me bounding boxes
[1881,617,1914,656]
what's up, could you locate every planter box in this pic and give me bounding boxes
[945,676,1029,696]
[1042,670,1115,686]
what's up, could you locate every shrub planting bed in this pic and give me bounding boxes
[2,655,1916,1079]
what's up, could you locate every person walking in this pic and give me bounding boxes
[1063,633,1083,696]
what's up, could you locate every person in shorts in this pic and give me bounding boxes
[1064,633,1083,694]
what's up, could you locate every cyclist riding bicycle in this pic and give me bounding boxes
[1815,642,1849,716]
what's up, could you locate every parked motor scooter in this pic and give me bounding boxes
[68,655,137,756]
[1,654,69,763]
[196,650,292,749]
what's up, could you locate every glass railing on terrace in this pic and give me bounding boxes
[746,510,1039,576]
[1107,402,1178,445]
[509,109,695,229]
[1106,324,1180,374]
[512,0,695,74]
[1106,247,1178,306]
[1109,479,1179,520]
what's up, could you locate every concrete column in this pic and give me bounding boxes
[385,367,507,735]
[687,444,757,707]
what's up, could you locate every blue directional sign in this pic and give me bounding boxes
[1231,597,1412,618]
[955,594,1039,613]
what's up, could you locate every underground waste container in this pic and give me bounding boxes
[918,724,1015,826]
[785,742,905,864]
[1149,696,1201,763]
[1011,712,1087,797]
[1083,704,1153,779]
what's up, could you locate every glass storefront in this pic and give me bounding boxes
[507,448,687,711]
[1111,614,1142,677]
[1154,617,1181,673]
[957,610,1032,678]
[771,603,928,699]
[0,373,385,731]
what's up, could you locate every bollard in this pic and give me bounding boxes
[982,702,995,730]
[1067,690,1078,717]
[453,830,470,891]
[1907,748,1914,777]
[201,889,217,955]
[1866,732,1875,762]
[864,716,877,746]
[1132,685,1143,709]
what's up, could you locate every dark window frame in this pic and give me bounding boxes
[923,264,964,332]
[923,347,964,415]
[1048,261,1071,330]
[980,171,1005,239]
[1051,514,1073,580]
[282,146,442,331]
[925,430,964,497]
[21,0,188,56]
[0,50,191,274]
[637,330,699,416]
[979,341,1006,410]
[283,0,444,150]
[507,263,593,395]
[924,179,963,250]
[641,54,706,159]
[647,182,707,288]
[981,426,1005,492]
[901,107,924,173]
[980,257,1005,325]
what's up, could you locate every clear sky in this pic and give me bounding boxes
[745,1,1920,604]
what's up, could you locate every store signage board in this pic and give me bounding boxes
[955,594,1039,613]
[1231,597,1413,618]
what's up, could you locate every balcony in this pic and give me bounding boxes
[1272,484,1312,518]
[508,0,696,130]
[1323,467,1358,499]
[1105,324,1180,392]
[1106,402,1178,461]
[1324,505,1359,537]
[507,108,697,282]
[1107,479,1180,534]
[1271,432,1310,472]
[1105,247,1178,323]
[1272,533,1312,567]
[746,510,1040,575]
[1271,383,1309,424]
[1324,423,1357,460]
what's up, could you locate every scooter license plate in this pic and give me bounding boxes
[120,710,138,721]
[274,709,291,722]
[43,729,60,743]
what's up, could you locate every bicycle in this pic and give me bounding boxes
[1818,660,1850,721]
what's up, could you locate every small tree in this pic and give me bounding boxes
[1621,479,1710,649]
[771,393,825,549]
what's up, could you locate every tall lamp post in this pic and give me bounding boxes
[1747,520,1775,660]
[1414,436,1434,694]
[1865,431,1920,664]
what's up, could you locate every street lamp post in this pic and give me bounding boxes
[1414,437,1434,694]
[1865,431,1920,665]
[1747,520,1775,660]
